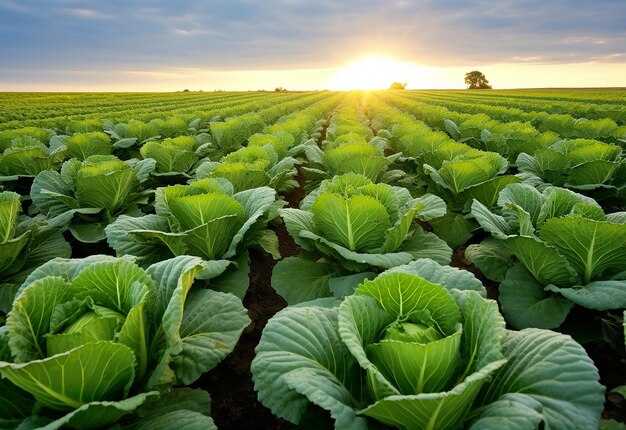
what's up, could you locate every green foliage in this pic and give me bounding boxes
[65,132,112,160]
[423,150,516,246]
[0,255,249,428]
[105,178,278,296]
[248,130,295,159]
[139,135,206,180]
[321,140,391,182]
[253,263,604,429]
[0,130,65,178]
[0,90,622,429]
[273,173,450,304]
[388,82,407,90]
[517,138,624,191]
[303,99,406,190]
[464,71,492,89]
[0,127,53,151]
[148,117,190,138]
[195,144,299,193]
[469,183,626,329]
[0,192,71,313]
[104,119,159,144]
[30,155,156,242]
[210,113,265,154]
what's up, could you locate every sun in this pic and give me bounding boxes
[328,55,430,90]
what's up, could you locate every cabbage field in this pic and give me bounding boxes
[0,88,625,429]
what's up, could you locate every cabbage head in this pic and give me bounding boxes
[253,259,605,430]
[302,133,400,186]
[105,178,279,298]
[195,144,298,193]
[423,151,520,247]
[0,131,65,182]
[139,135,212,183]
[516,138,624,200]
[468,182,626,330]
[272,173,451,305]
[30,155,156,243]
[103,119,160,153]
[248,130,296,159]
[0,255,249,429]
[64,132,112,160]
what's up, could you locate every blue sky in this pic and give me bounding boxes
[0,0,625,90]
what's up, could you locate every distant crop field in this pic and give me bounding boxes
[1,89,625,429]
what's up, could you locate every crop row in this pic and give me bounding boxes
[386,91,626,144]
[434,88,626,105]
[0,90,624,429]
[0,92,323,132]
[413,90,626,123]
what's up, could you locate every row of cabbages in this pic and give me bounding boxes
[250,94,623,429]
[0,96,334,428]
[368,94,626,338]
[0,91,623,429]
[254,171,608,429]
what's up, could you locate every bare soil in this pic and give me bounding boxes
[199,127,314,429]
[201,226,298,430]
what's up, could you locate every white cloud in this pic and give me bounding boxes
[62,7,113,19]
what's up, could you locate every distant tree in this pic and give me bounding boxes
[274,87,288,92]
[464,71,492,89]
[182,89,190,92]
[388,82,407,90]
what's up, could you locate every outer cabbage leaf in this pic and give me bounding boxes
[252,300,367,429]
[271,256,340,305]
[539,217,626,284]
[429,212,476,248]
[145,256,249,388]
[105,214,187,266]
[504,236,579,287]
[171,288,250,384]
[546,279,626,311]
[35,392,158,430]
[465,238,516,282]
[386,258,487,296]
[0,328,35,427]
[470,329,604,430]
[121,409,216,430]
[0,341,137,411]
[0,193,71,289]
[499,264,574,330]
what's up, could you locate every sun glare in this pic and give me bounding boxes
[328,56,430,90]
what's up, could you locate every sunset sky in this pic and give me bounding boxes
[0,0,625,91]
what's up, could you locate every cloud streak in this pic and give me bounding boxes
[0,0,624,89]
